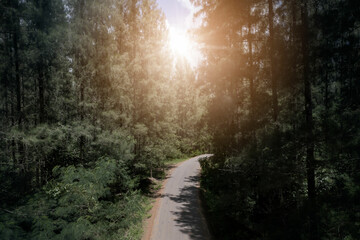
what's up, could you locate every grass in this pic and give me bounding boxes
[152,152,204,179]
[151,155,191,179]
[153,182,162,191]
[125,194,152,240]
[164,150,206,166]
[164,155,191,166]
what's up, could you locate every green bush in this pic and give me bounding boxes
[0,158,148,240]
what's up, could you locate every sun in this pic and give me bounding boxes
[168,27,200,68]
[169,28,191,56]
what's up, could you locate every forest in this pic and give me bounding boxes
[194,0,360,239]
[0,0,208,239]
[0,0,359,240]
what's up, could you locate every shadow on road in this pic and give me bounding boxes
[168,175,209,240]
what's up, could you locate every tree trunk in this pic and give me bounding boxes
[268,0,279,122]
[12,0,28,191]
[78,0,85,162]
[301,1,318,239]
[13,14,21,127]
[248,5,256,143]
[291,0,297,133]
[38,64,45,123]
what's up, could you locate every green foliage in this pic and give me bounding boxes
[0,0,209,238]
[0,158,148,240]
[194,0,360,239]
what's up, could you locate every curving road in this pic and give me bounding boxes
[150,154,212,240]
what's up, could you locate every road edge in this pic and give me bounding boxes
[197,155,214,240]
[141,159,188,240]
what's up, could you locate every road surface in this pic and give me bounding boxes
[150,154,212,240]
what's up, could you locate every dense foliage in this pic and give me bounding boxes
[0,0,208,239]
[193,0,360,239]
[1,0,359,239]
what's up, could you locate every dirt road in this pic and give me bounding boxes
[150,154,212,240]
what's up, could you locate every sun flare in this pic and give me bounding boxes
[168,27,200,68]
[169,28,191,56]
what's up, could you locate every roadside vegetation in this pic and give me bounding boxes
[0,0,209,239]
[1,0,358,240]
[194,0,360,239]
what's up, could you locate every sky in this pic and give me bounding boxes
[156,0,196,32]
[156,0,202,68]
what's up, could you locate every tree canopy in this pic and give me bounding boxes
[193,0,360,239]
[0,0,359,239]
